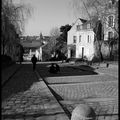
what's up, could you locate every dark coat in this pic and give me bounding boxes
[31,56,37,64]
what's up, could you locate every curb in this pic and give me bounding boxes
[35,70,70,119]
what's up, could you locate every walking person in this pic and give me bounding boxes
[31,54,37,71]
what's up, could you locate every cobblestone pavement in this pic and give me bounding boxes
[50,81,118,100]
[36,63,118,120]
[2,63,118,120]
[95,66,118,79]
[2,64,69,120]
[45,73,117,84]
[49,81,118,119]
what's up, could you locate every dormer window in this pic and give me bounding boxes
[108,15,114,27]
[76,25,79,31]
[87,23,91,29]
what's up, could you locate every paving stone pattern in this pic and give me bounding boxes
[36,63,118,120]
[45,74,117,84]
[49,81,118,99]
[49,81,118,120]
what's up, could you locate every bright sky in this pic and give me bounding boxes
[19,0,77,36]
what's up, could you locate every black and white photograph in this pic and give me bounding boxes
[1,0,119,119]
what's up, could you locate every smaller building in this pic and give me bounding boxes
[20,36,48,61]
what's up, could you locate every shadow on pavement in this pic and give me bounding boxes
[2,64,39,101]
[36,63,98,78]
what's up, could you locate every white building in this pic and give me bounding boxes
[67,18,95,60]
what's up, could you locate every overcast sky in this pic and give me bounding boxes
[17,0,77,36]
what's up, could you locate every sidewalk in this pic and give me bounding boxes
[2,64,69,120]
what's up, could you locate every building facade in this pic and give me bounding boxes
[20,35,48,61]
[103,0,118,41]
[67,18,95,60]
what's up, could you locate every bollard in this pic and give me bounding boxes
[106,63,109,68]
[71,104,96,120]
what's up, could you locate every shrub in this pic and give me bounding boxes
[92,56,100,63]
[2,55,12,63]
[1,55,15,69]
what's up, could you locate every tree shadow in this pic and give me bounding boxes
[2,64,39,101]
[36,63,98,78]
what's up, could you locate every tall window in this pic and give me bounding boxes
[79,35,81,42]
[108,31,113,40]
[108,16,114,27]
[88,35,90,43]
[108,1,112,8]
[73,36,77,43]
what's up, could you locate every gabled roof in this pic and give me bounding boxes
[71,17,102,31]
[21,41,42,48]
[72,18,87,26]
[79,18,87,23]
[20,35,50,48]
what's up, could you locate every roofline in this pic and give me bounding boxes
[71,18,88,28]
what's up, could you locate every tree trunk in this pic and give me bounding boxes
[109,44,114,60]
[2,43,5,55]
[2,37,5,55]
[99,49,103,62]
[95,40,104,62]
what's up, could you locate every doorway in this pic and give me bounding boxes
[82,47,84,58]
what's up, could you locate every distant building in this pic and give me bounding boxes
[20,35,49,61]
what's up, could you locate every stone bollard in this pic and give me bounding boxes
[71,104,96,120]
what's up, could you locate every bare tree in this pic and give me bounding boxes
[1,0,32,59]
[69,0,90,20]
[49,27,61,53]
[2,0,32,34]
